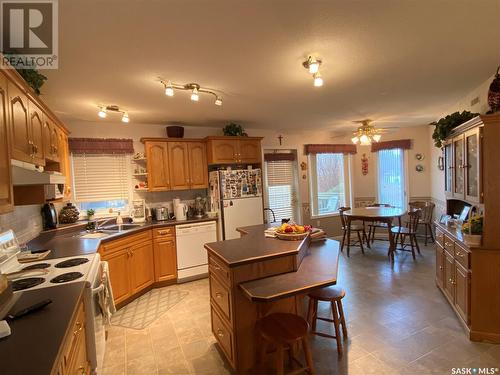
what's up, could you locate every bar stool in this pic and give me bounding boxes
[257,313,315,375]
[306,286,347,355]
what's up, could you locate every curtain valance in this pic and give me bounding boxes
[264,153,296,162]
[371,139,412,152]
[304,144,357,155]
[68,138,134,154]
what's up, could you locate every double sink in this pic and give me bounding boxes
[79,224,144,239]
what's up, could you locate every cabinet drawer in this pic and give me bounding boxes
[443,236,455,255]
[454,243,470,270]
[210,274,232,323]
[435,228,445,246]
[211,307,234,364]
[209,256,231,286]
[153,226,175,238]
[100,229,152,255]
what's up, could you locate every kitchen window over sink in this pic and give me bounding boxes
[71,153,132,216]
[308,152,352,217]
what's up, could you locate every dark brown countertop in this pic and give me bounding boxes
[239,239,340,302]
[28,217,217,260]
[0,282,86,375]
[204,224,307,267]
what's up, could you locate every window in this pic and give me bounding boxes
[71,153,131,215]
[309,153,351,217]
[264,152,300,223]
[377,148,406,208]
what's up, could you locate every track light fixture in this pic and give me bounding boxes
[160,80,222,106]
[97,105,130,123]
[303,55,324,87]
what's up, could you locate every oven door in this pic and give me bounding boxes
[84,257,107,375]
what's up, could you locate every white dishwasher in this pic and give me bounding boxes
[176,221,217,282]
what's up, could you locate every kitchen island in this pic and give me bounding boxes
[204,224,340,374]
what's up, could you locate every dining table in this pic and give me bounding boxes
[343,206,407,262]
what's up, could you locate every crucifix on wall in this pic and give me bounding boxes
[277,135,283,145]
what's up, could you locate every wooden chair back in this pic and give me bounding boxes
[408,209,422,233]
[409,201,435,224]
[338,207,351,228]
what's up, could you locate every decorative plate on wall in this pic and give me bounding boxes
[415,164,424,172]
[415,153,424,161]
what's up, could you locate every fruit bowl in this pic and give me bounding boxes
[275,223,312,241]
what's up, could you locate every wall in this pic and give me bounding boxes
[429,73,496,218]
[0,205,43,244]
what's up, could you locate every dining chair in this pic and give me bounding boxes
[408,201,436,245]
[391,208,421,259]
[338,207,366,257]
[366,203,393,244]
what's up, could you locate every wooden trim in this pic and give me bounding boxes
[204,136,264,141]
[470,330,500,344]
[140,137,207,143]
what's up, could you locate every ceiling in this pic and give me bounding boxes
[42,0,500,131]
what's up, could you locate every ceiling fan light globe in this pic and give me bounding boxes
[308,61,319,74]
[351,136,359,144]
[373,134,382,142]
[98,110,107,118]
[313,72,323,87]
[165,87,174,97]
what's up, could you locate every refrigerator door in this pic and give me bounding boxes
[222,196,264,240]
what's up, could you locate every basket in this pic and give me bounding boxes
[275,232,308,241]
[166,126,184,138]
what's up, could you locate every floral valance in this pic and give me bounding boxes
[68,138,134,155]
[264,153,296,162]
[371,139,412,152]
[304,144,357,155]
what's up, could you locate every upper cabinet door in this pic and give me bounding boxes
[188,142,208,189]
[43,118,59,162]
[238,139,261,163]
[28,101,45,165]
[8,82,31,163]
[208,140,238,164]
[464,128,482,203]
[443,142,453,197]
[0,73,13,214]
[453,136,464,199]
[145,142,170,191]
[168,142,190,190]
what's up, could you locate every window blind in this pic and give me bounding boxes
[265,159,298,223]
[72,153,130,202]
[377,149,405,208]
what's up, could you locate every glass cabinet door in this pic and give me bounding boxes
[453,136,464,198]
[444,142,453,196]
[465,129,481,202]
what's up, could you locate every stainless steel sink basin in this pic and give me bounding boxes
[100,224,143,231]
[79,231,112,239]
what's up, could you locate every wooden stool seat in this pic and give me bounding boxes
[307,287,348,356]
[308,285,345,301]
[257,313,315,375]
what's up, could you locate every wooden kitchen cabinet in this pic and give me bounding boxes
[188,142,208,188]
[0,73,13,214]
[28,100,45,165]
[145,141,170,191]
[153,228,177,282]
[130,240,155,294]
[168,142,190,190]
[455,262,470,324]
[8,81,31,163]
[435,244,445,289]
[205,136,262,164]
[43,117,60,162]
[443,251,455,302]
[104,249,132,304]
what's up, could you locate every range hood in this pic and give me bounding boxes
[11,160,66,185]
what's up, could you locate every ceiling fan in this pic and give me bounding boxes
[330,119,400,145]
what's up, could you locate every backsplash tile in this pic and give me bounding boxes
[0,205,43,244]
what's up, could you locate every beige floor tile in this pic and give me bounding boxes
[127,354,158,375]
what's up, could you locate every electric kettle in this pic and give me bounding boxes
[175,203,187,221]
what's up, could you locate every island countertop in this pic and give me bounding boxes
[204,224,309,267]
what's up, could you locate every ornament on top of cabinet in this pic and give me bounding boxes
[487,65,500,114]
[361,153,369,175]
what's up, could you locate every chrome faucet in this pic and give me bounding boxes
[96,218,115,231]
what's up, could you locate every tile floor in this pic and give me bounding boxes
[102,241,500,374]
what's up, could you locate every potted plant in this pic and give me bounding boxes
[431,111,478,148]
[223,122,247,136]
[86,209,95,221]
[462,214,483,247]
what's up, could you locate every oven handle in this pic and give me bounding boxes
[92,284,105,295]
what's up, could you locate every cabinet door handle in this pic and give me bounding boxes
[78,366,86,374]
[445,242,453,247]
[213,265,221,271]
[456,251,465,258]
[217,329,224,338]
[215,292,223,299]
[158,230,171,235]
[448,278,455,285]
[73,322,83,336]
[439,266,443,270]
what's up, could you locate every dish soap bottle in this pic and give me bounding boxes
[116,211,123,226]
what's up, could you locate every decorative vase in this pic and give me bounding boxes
[59,203,80,224]
[463,233,481,247]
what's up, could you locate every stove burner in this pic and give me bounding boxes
[12,277,46,291]
[50,272,83,284]
[55,258,89,268]
[22,263,51,270]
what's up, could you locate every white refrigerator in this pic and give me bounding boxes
[209,169,264,240]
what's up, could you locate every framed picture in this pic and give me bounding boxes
[459,206,471,222]
[439,214,450,224]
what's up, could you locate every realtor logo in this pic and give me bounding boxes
[0,0,58,69]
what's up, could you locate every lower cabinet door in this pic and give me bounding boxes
[130,240,155,294]
[454,263,471,324]
[444,252,455,302]
[153,238,177,282]
[67,323,89,375]
[104,249,131,304]
[435,245,445,288]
